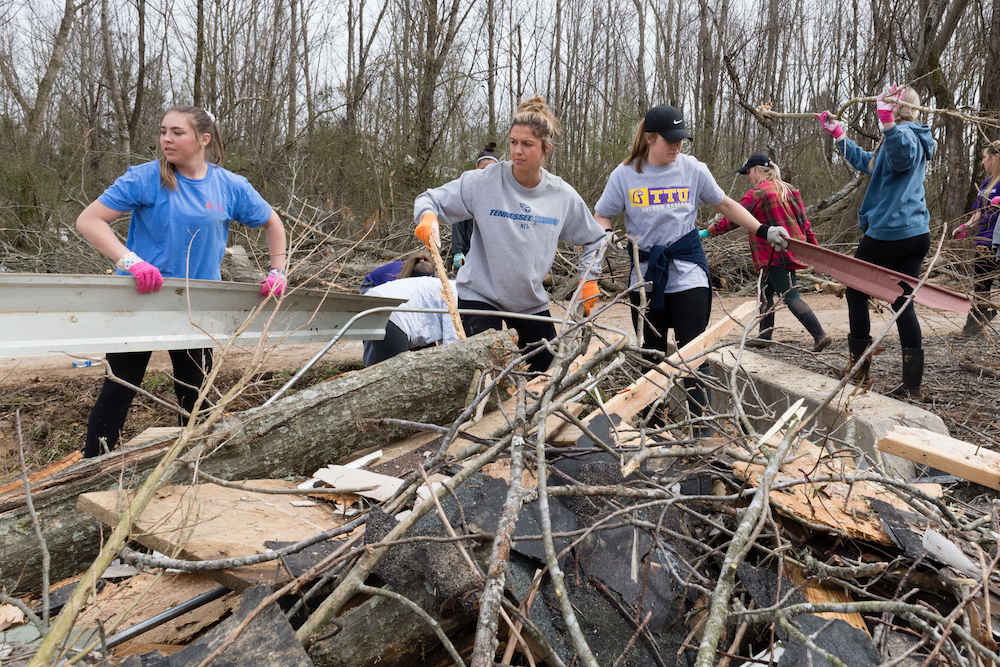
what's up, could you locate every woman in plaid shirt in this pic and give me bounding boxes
[706,154,832,352]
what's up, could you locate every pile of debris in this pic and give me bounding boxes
[2,304,999,667]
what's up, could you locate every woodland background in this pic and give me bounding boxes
[1,0,999,273]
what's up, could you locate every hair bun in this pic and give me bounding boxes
[516,95,548,115]
[484,141,497,151]
[511,95,560,142]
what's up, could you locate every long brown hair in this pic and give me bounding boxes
[624,121,654,174]
[158,106,224,191]
[395,251,434,280]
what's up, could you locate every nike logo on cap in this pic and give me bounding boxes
[673,119,683,124]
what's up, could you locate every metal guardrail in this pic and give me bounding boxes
[0,274,403,357]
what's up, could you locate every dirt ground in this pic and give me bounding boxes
[2,292,997,479]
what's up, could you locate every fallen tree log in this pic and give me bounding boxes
[0,330,518,594]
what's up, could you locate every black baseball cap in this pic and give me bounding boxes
[737,153,771,174]
[644,105,692,142]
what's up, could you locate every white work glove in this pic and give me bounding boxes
[756,224,790,250]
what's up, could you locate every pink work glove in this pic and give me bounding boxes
[876,85,899,124]
[952,224,969,240]
[992,196,1000,206]
[129,262,163,294]
[117,252,163,294]
[814,111,844,140]
[260,268,287,297]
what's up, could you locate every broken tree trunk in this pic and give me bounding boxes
[0,330,518,594]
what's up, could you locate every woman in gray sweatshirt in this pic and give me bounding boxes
[414,95,608,371]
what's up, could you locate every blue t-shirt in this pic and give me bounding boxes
[99,161,273,280]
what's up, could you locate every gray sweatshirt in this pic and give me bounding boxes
[414,161,606,314]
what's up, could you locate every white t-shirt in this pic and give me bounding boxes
[365,277,459,348]
[595,154,724,293]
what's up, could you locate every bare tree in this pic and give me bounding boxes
[102,0,131,168]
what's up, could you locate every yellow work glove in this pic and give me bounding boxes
[415,212,440,249]
[581,280,600,316]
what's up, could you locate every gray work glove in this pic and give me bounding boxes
[756,224,790,250]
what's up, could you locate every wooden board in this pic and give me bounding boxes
[312,465,404,501]
[876,426,1000,491]
[74,572,239,646]
[0,451,81,496]
[77,480,348,591]
[553,301,756,445]
[123,427,181,449]
[732,437,935,546]
[113,643,185,659]
[785,565,870,636]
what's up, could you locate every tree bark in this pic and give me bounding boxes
[286,0,298,154]
[101,0,130,168]
[631,0,648,111]
[25,0,79,137]
[127,0,147,146]
[0,331,518,595]
[486,0,497,137]
[194,0,205,107]
[308,573,475,667]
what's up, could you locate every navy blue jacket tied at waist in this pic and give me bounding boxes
[628,229,711,310]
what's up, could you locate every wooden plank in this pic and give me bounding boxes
[113,643,185,658]
[732,436,924,546]
[123,427,181,449]
[77,480,348,591]
[554,301,756,445]
[0,451,81,496]
[312,465,404,502]
[785,565,870,636]
[876,426,1000,491]
[76,572,239,646]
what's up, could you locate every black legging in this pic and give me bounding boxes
[458,298,556,372]
[846,233,930,348]
[84,348,212,458]
[629,287,711,357]
[362,320,410,367]
[972,250,1000,299]
[629,287,712,417]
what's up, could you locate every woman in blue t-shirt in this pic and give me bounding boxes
[76,105,288,458]
[952,140,1000,335]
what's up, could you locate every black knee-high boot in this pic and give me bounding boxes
[794,309,832,352]
[844,335,872,385]
[888,348,924,399]
[758,311,775,341]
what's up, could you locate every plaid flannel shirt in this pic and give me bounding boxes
[708,181,818,271]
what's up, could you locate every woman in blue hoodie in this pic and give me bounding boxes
[816,85,935,398]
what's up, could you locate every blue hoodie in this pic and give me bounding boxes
[837,122,936,241]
